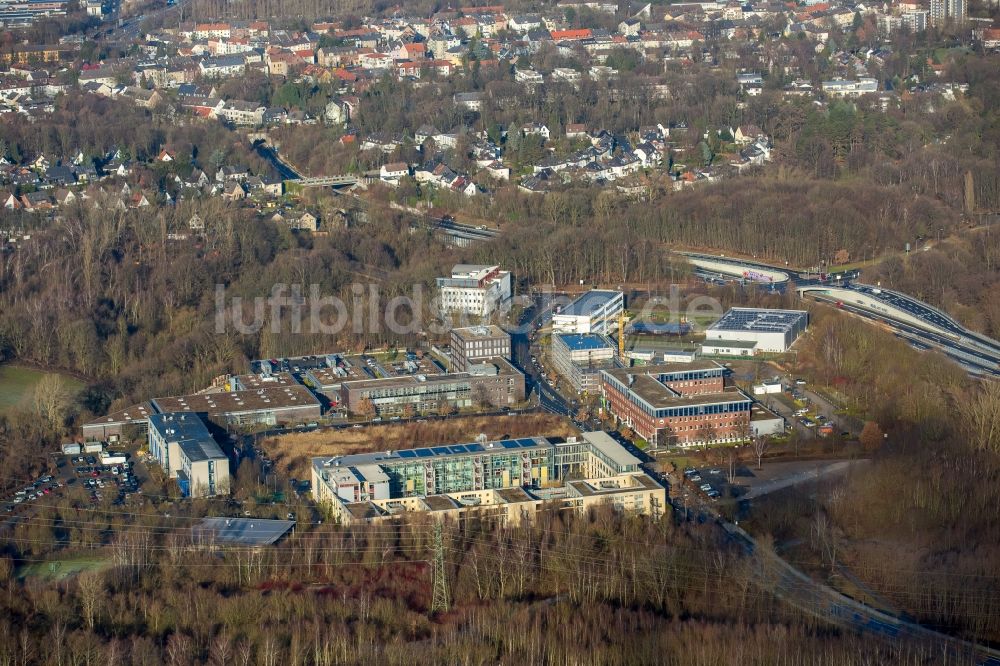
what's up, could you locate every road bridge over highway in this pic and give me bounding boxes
[679,252,791,284]
[292,175,363,188]
[677,251,1000,377]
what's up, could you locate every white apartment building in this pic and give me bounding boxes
[821,78,879,97]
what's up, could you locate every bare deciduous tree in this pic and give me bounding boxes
[961,382,1000,454]
[78,570,104,630]
[32,374,72,431]
[752,436,770,469]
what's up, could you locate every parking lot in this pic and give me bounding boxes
[2,449,143,518]
[2,472,63,514]
[67,452,140,506]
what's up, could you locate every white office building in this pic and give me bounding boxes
[437,264,512,318]
[552,290,624,334]
[148,413,231,498]
[704,308,809,353]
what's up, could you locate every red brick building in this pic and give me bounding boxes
[601,362,753,447]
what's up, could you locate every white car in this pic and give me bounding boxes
[699,483,712,492]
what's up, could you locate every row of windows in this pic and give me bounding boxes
[661,422,743,431]
[657,369,724,382]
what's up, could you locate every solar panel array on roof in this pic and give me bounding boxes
[323,438,549,471]
[193,517,295,546]
[709,308,807,333]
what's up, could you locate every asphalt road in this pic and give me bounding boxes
[99,0,191,41]
[681,252,1000,376]
[814,296,1000,377]
[668,465,1000,662]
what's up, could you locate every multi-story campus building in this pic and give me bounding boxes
[437,264,512,318]
[552,289,624,335]
[551,332,618,393]
[703,308,809,354]
[600,362,753,447]
[450,325,511,372]
[147,413,231,497]
[84,382,323,438]
[341,358,525,415]
[150,384,322,427]
[311,431,666,525]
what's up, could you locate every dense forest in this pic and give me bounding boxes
[0,494,979,664]
[745,305,1000,643]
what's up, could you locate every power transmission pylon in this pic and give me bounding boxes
[430,522,450,613]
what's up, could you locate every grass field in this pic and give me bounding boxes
[0,365,84,415]
[264,414,579,480]
[17,556,109,582]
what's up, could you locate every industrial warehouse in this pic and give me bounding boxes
[703,308,809,354]
[311,431,665,525]
[82,380,323,439]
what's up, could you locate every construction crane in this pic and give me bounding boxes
[618,310,629,361]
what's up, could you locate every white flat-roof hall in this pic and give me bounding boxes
[705,308,809,353]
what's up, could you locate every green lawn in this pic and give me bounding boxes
[0,365,84,415]
[17,557,109,582]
